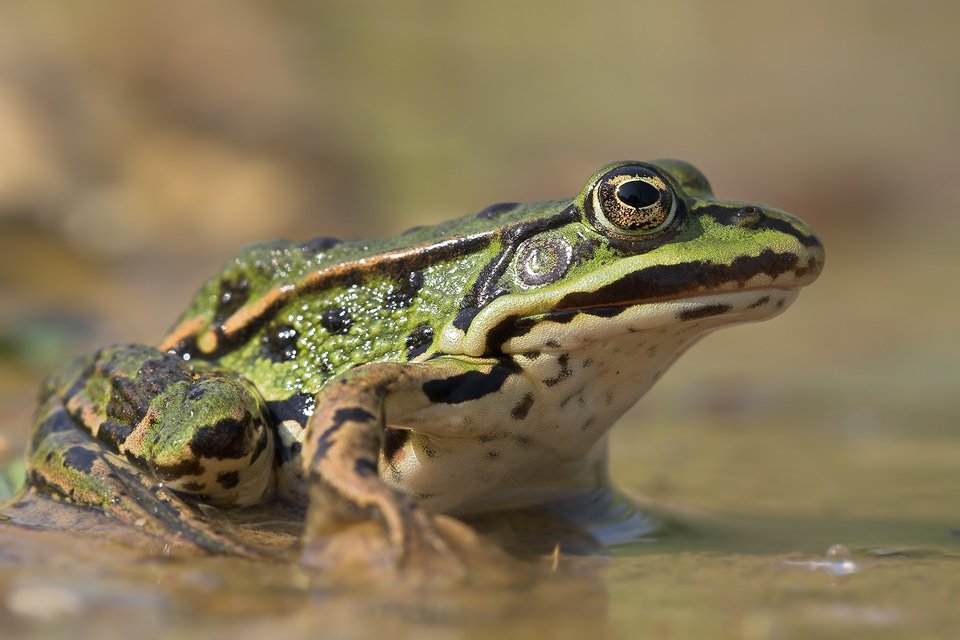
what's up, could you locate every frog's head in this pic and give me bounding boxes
[439,160,824,357]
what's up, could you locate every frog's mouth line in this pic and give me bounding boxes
[490,286,801,349]
[551,248,821,313]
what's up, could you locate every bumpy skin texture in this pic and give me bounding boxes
[20,160,824,564]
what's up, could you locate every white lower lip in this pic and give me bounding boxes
[502,288,802,354]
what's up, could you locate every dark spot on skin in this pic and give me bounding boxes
[384,270,425,310]
[420,441,437,458]
[476,202,520,220]
[320,308,352,335]
[153,457,205,482]
[310,402,373,465]
[261,324,299,363]
[105,374,149,425]
[776,298,786,309]
[217,470,240,489]
[580,417,596,431]
[486,451,500,460]
[97,419,135,451]
[300,236,341,253]
[133,355,195,403]
[543,354,572,387]
[546,339,561,349]
[478,432,506,443]
[267,393,315,429]
[515,435,534,448]
[331,407,376,430]
[190,414,263,460]
[215,279,250,324]
[677,304,733,322]
[582,306,626,318]
[421,364,515,404]
[747,295,771,309]
[382,428,410,462]
[405,323,434,360]
[61,446,98,475]
[180,481,205,492]
[522,351,541,360]
[511,393,534,420]
[483,315,539,353]
[452,306,483,334]
[354,458,378,476]
[122,448,148,468]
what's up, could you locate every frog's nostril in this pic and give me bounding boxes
[732,206,763,229]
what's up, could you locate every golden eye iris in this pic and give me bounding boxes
[592,167,676,236]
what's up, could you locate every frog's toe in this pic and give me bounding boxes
[300,485,528,583]
[380,493,454,561]
[300,508,528,585]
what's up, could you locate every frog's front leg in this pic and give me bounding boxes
[302,358,513,568]
[25,344,274,555]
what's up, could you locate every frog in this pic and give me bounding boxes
[17,160,823,566]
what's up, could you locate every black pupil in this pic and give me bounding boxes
[616,180,660,209]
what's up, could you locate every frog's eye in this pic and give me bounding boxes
[591,166,677,237]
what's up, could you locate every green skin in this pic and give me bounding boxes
[18,160,824,562]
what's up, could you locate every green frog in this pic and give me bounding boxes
[18,160,823,564]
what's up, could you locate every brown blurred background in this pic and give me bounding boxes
[0,0,957,516]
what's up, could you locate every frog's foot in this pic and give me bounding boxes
[302,469,456,568]
[27,401,255,557]
[301,486,526,584]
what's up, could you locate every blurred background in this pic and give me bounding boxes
[0,0,958,634]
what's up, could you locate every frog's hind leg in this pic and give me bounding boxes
[26,393,255,556]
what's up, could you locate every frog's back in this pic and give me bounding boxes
[162,201,567,402]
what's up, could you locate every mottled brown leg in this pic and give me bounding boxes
[301,362,454,567]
